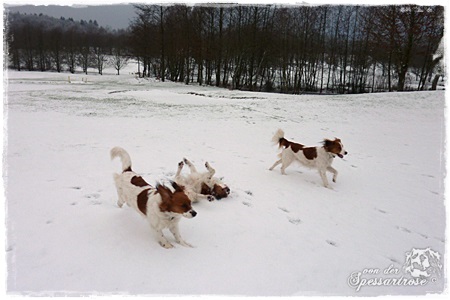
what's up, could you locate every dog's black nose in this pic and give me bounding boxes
[191,211,197,217]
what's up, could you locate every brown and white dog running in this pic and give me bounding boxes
[111,147,196,249]
[174,158,230,203]
[269,129,348,188]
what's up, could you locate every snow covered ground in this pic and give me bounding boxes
[3,65,447,296]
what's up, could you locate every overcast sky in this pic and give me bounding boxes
[4,0,446,30]
[5,4,137,30]
[3,1,287,30]
[3,1,299,30]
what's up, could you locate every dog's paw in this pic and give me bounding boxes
[178,161,184,167]
[207,195,215,202]
[159,241,174,249]
[178,240,194,248]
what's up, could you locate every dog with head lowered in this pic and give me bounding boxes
[269,129,348,188]
[111,147,196,249]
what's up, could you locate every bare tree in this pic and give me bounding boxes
[110,49,129,75]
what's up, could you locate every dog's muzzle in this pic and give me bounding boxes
[224,186,231,195]
[184,210,197,218]
[337,151,348,159]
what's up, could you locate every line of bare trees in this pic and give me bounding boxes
[6,4,444,94]
[6,12,130,75]
[129,4,444,93]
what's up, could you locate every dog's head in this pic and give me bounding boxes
[212,182,231,199]
[323,138,348,158]
[200,180,230,200]
[157,182,197,218]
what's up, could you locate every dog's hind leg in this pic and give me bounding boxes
[175,160,184,177]
[113,173,125,207]
[183,158,198,174]
[205,162,216,178]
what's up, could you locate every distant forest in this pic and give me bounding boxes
[5,4,444,94]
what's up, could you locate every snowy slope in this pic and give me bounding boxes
[3,68,446,296]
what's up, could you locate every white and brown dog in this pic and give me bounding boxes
[174,158,230,203]
[111,147,196,249]
[269,129,348,188]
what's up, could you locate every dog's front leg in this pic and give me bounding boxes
[197,193,215,202]
[152,227,174,249]
[327,166,338,183]
[269,159,282,171]
[319,170,331,188]
[189,190,215,202]
[185,188,214,203]
[183,158,198,174]
[169,222,193,248]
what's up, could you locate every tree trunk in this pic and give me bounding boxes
[431,74,440,90]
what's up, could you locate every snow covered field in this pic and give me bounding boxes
[3,66,447,296]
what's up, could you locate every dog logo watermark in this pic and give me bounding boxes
[403,248,442,279]
[347,248,443,292]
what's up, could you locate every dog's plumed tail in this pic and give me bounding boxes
[272,129,290,148]
[111,147,132,172]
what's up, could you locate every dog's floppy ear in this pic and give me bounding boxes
[156,183,173,212]
[322,139,334,151]
[170,181,185,193]
[156,183,172,199]
[323,139,332,146]
[200,182,212,195]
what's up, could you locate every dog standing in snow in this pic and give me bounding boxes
[111,147,196,249]
[174,158,230,203]
[269,129,348,188]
